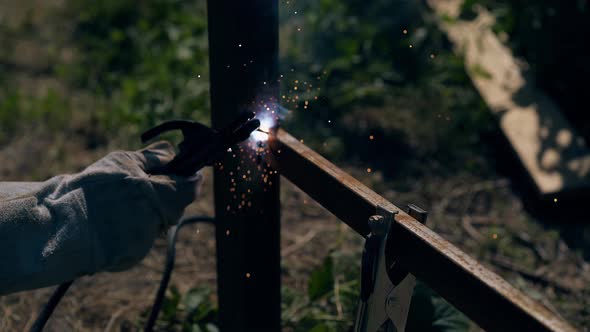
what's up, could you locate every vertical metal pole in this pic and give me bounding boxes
[207,1,281,331]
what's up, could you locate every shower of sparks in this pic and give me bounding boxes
[219,60,327,213]
[218,93,293,213]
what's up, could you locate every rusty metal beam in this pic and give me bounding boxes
[269,129,576,332]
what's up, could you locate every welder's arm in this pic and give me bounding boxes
[0,142,201,295]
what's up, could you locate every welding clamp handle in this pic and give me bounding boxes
[218,111,260,146]
[141,113,260,176]
[141,120,220,176]
[141,120,216,144]
[360,233,381,302]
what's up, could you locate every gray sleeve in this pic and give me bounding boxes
[0,144,199,295]
[0,177,94,295]
[0,182,44,199]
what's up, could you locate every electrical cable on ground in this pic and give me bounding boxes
[29,215,214,332]
[29,280,74,332]
[144,215,215,332]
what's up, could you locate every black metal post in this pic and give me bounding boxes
[207,1,281,331]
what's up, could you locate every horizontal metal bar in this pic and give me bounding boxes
[269,129,576,332]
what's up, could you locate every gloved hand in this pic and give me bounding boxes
[0,142,201,295]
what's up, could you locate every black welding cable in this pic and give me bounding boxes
[29,280,74,332]
[144,215,215,332]
[29,215,213,332]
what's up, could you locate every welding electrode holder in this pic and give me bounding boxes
[141,111,260,176]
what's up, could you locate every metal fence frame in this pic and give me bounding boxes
[205,0,576,330]
[267,129,576,332]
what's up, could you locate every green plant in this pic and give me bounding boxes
[60,0,211,137]
[280,251,470,331]
[279,0,495,180]
[406,282,470,332]
[0,89,71,144]
[140,285,218,332]
[282,252,361,331]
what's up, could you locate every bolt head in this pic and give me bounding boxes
[368,215,387,235]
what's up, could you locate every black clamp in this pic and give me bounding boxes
[360,214,389,302]
[386,204,428,286]
[355,204,428,332]
[141,111,260,176]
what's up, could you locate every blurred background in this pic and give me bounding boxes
[0,0,589,331]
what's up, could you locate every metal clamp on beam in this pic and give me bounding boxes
[386,205,428,287]
[354,205,427,332]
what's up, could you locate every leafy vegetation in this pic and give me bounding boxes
[0,89,71,143]
[282,252,360,331]
[280,0,496,179]
[61,0,211,135]
[139,285,219,332]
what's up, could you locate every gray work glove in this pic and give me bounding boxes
[0,141,201,295]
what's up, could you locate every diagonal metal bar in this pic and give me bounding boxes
[269,128,576,332]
